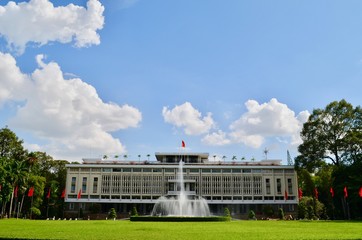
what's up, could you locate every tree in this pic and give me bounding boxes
[108,208,116,219]
[248,210,256,220]
[231,156,237,162]
[131,206,138,217]
[296,100,362,171]
[278,208,285,220]
[0,127,28,218]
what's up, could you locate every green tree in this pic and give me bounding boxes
[108,208,117,219]
[296,100,362,171]
[224,207,231,219]
[278,208,285,220]
[131,206,138,217]
[248,210,256,220]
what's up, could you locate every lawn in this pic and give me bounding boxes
[0,219,361,240]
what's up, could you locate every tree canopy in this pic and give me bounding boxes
[296,99,362,172]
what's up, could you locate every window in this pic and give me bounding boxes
[276,178,282,194]
[265,178,271,194]
[71,177,76,193]
[93,177,98,193]
[287,178,293,194]
[69,203,74,210]
[82,177,87,192]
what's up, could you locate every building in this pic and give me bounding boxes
[64,152,298,219]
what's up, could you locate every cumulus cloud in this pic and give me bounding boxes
[0,52,31,105]
[0,0,104,54]
[229,98,309,148]
[0,52,142,161]
[202,130,231,146]
[162,102,215,135]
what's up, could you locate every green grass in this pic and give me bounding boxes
[0,219,361,240]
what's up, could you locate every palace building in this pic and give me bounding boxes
[64,152,298,219]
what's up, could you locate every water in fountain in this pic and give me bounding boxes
[151,160,210,217]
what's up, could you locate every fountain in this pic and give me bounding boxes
[151,160,211,217]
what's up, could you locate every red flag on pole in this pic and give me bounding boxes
[14,185,18,198]
[343,186,348,198]
[298,188,303,200]
[46,188,51,199]
[77,189,82,199]
[61,189,66,198]
[359,187,362,198]
[284,190,288,200]
[181,140,185,148]
[28,187,34,197]
[330,187,334,198]
[314,187,318,200]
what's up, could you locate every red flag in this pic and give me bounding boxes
[181,140,186,148]
[14,185,18,198]
[344,186,348,198]
[28,187,34,197]
[77,189,82,199]
[46,188,51,199]
[298,188,303,200]
[359,187,362,198]
[314,187,318,200]
[284,190,288,200]
[61,189,66,198]
[330,187,334,198]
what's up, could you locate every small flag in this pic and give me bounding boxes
[46,188,51,199]
[298,188,303,200]
[77,189,82,199]
[284,190,288,200]
[314,187,318,200]
[330,187,334,198]
[61,189,66,198]
[181,140,186,148]
[359,187,362,198]
[344,186,348,198]
[14,185,18,198]
[28,187,34,197]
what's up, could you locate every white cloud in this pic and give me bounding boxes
[162,102,215,135]
[1,52,142,161]
[0,52,31,105]
[0,0,104,54]
[229,98,309,148]
[202,130,231,146]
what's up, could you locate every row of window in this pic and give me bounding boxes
[70,175,294,195]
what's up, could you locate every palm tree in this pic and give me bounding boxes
[138,155,141,162]
[213,155,217,161]
[232,156,237,162]
[123,155,128,161]
[146,154,150,161]
[222,156,227,163]
[7,160,28,218]
[241,157,246,161]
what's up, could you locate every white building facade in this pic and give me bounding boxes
[65,152,298,219]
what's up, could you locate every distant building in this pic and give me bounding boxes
[64,152,298,219]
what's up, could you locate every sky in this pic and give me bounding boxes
[1,0,362,163]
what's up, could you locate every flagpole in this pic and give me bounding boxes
[30,195,33,219]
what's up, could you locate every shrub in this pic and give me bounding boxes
[278,208,285,220]
[248,210,256,220]
[224,207,231,218]
[108,208,117,219]
[30,207,41,217]
[131,206,138,217]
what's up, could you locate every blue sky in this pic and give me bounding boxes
[1,0,361,163]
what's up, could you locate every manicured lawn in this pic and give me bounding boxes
[0,219,361,240]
